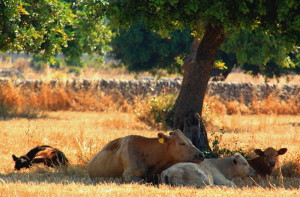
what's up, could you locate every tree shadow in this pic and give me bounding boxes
[0,164,132,186]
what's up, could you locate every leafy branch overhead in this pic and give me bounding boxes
[100,0,300,78]
[0,0,112,64]
[96,0,300,44]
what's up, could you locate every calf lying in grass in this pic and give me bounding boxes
[161,154,255,187]
[12,145,69,170]
[247,147,287,186]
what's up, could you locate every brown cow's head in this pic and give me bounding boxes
[157,129,205,163]
[254,147,287,168]
[232,154,256,177]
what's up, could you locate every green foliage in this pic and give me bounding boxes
[204,129,246,159]
[68,66,81,76]
[0,0,112,66]
[149,94,176,125]
[61,0,113,67]
[109,23,193,74]
[214,29,300,79]
[30,55,49,71]
[137,92,218,130]
[0,0,73,57]
[242,57,300,79]
[222,29,295,68]
[136,93,177,129]
[49,57,67,69]
[99,0,300,44]
[81,54,106,69]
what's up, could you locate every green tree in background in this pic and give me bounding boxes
[0,0,112,66]
[110,24,300,80]
[0,0,72,57]
[109,23,193,75]
[92,0,300,150]
[61,0,112,67]
[213,29,300,80]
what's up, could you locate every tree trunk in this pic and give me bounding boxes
[173,24,226,151]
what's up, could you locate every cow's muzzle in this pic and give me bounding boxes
[268,161,276,167]
[249,168,256,176]
[193,152,205,162]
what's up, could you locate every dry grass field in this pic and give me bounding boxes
[0,111,299,196]
[1,58,300,196]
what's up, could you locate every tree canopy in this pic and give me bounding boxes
[0,0,112,65]
[97,0,300,80]
[98,0,300,44]
[110,23,193,74]
[0,0,72,57]
[218,29,300,79]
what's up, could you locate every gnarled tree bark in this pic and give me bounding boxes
[173,24,226,151]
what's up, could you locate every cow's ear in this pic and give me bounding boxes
[12,155,18,161]
[254,149,264,156]
[233,154,240,165]
[157,133,168,144]
[277,148,287,155]
[169,129,182,136]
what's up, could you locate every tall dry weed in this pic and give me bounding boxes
[251,95,300,115]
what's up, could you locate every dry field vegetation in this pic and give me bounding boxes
[0,58,300,196]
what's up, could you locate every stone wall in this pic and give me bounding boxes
[1,78,299,104]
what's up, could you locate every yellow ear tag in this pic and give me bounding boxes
[158,138,165,144]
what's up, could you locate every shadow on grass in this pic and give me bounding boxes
[0,164,132,186]
[1,163,299,189]
[0,109,49,121]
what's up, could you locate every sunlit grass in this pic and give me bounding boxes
[0,111,299,196]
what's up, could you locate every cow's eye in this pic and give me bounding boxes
[179,143,186,146]
[243,163,247,166]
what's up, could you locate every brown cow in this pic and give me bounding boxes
[88,130,205,183]
[247,147,287,181]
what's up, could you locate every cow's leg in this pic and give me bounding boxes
[122,167,145,183]
[121,157,146,182]
[119,146,147,183]
[212,173,235,187]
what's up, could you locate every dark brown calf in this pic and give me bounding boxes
[247,147,287,179]
[12,145,69,170]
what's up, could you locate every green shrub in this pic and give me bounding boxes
[49,57,67,69]
[136,93,215,130]
[68,67,81,76]
[30,54,49,71]
[136,93,176,129]
[204,129,246,158]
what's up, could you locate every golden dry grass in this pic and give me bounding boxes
[225,71,300,85]
[1,81,299,120]
[0,111,299,196]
